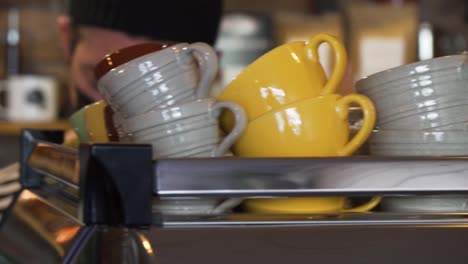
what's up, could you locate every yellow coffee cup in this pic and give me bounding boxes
[233,94,375,157]
[83,100,118,143]
[69,107,91,143]
[218,33,347,126]
[234,93,378,214]
[244,197,382,214]
[69,100,118,143]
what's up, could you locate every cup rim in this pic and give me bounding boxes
[371,129,468,144]
[356,53,468,91]
[381,196,468,212]
[248,94,342,123]
[108,65,196,102]
[221,41,306,91]
[375,95,468,122]
[378,100,468,125]
[132,119,216,142]
[152,138,218,158]
[361,73,466,97]
[94,41,178,80]
[122,98,215,133]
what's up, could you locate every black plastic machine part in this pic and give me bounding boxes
[19,129,154,228]
[79,143,153,228]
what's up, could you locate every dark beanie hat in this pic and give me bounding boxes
[69,0,223,45]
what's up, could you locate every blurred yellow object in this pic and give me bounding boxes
[83,100,112,143]
[233,94,375,157]
[219,33,347,128]
[68,100,116,144]
[235,93,378,214]
[244,197,381,214]
[0,120,70,136]
[62,129,79,148]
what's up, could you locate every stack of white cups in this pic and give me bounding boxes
[357,53,468,156]
[357,53,468,213]
[95,42,247,215]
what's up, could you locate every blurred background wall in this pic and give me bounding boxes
[0,0,466,166]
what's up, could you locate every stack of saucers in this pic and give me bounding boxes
[357,53,468,156]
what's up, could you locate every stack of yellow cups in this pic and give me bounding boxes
[218,33,380,214]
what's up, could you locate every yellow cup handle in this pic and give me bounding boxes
[305,33,347,96]
[335,94,376,156]
[62,129,80,148]
[342,197,382,213]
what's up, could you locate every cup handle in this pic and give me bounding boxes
[210,101,247,157]
[305,33,347,96]
[335,94,376,156]
[342,197,382,213]
[186,42,219,99]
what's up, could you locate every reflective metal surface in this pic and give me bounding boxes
[74,227,157,264]
[11,132,468,263]
[24,141,468,199]
[144,224,468,264]
[33,176,79,219]
[154,157,468,197]
[159,212,468,227]
[28,142,79,186]
[0,190,84,264]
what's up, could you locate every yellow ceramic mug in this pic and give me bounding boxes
[244,197,382,214]
[83,100,111,143]
[218,33,347,126]
[84,100,120,143]
[233,94,375,157]
[69,107,91,143]
[69,100,118,143]
[234,93,377,214]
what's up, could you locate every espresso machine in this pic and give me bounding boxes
[2,129,468,263]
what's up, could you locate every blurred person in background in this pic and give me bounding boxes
[58,0,223,110]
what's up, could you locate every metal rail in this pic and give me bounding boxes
[153,156,468,197]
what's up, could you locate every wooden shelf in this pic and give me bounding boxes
[0,120,71,136]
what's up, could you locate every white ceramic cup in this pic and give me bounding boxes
[357,53,468,93]
[356,53,468,126]
[111,68,198,115]
[152,198,222,215]
[378,102,468,130]
[123,98,246,215]
[97,43,218,116]
[121,98,246,158]
[370,143,468,156]
[376,91,468,124]
[370,129,468,144]
[0,75,58,122]
[381,195,468,212]
[370,129,468,156]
